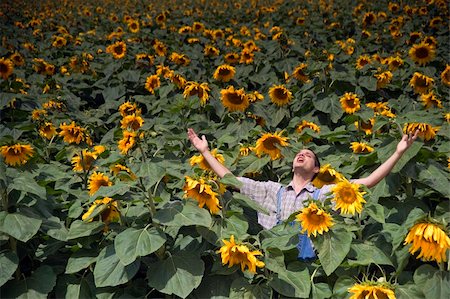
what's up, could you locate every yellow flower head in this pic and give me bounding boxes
[106,41,127,59]
[386,56,403,71]
[312,164,345,188]
[118,130,136,154]
[421,92,443,109]
[127,19,140,33]
[350,142,374,154]
[409,42,435,66]
[292,63,309,82]
[410,72,434,94]
[269,84,292,106]
[296,203,334,237]
[82,197,120,225]
[10,52,25,67]
[0,58,14,80]
[110,163,137,181]
[366,102,396,118]
[225,52,240,65]
[145,74,161,94]
[355,118,375,135]
[190,148,225,171]
[254,131,289,160]
[240,49,254,64]
[375,71,393,89]
[183,176,221,214]
[213,64,236,82]
[88,172,112,196]
[153,40,167,56]
[119,101,141,117]
[404,221,450,263]
[348,282,396,299]
[71,150,98,172]
[220,86,250,112]
[218,235,265,274]
[331,180,366,215]
[59,121,91,145]
[355,55,371,70]
[247,91,264,103]
[441,64,450,86]
[120,114,144,131]
[340,92,361,114]
[1,143,34,166]
[183,81,210,106]
[296,120,321,135]
[39,122,57,140]
[403,122,439,141]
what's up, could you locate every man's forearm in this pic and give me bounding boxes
[353,151,402,188]
[201,149,232,178]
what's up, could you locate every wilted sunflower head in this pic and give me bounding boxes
[118,130,136,154]
[0,143,34,166]
[421,92,443,109]
[183,176,221,214]
[39,122,57,140]
[213,64,236,82]
[119,101,141,117]
[409,72,434,94]
[0,58,14,80]
[254,131,289,160]
[348,281,396,299]
[441,65,450,86]
[350,142,374,154]
[269,84,292,106]
[403,122,439,141]
[88,171,112,196]
[292,63,309,82]
[375,71,393,89]
[220,86,249,112]
[312,164,344,188]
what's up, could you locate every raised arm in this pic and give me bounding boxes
[187,128,232,178]
[353,130,419,188]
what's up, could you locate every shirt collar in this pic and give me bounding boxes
[286,181,316,193]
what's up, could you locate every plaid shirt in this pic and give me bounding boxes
[238,177,334,229]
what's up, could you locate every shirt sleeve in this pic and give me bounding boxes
[237,177,280,206]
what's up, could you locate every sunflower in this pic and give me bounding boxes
[404,221,450,263]
[52,36,67,48]
[218,235,265,274]
[410,72,434,94]
[59,121,91,145]
[9,52,25,66]
[0,143,34,166]
[190,148,225,171]
[429,16,443,29]
[220,86,250,112]
[331,180,366,215]
[239,146,253,157]
[31,109,47,121]
[0,58,14,80]
[366,102,396,118]
[240,49,254,64]
[127,19,140,33]
[119,101,141,117]
[423,36,437,48]
[88,172,113,196]
[183,81,210,106]
[296,120,320,135]
[225,52,240,64]
[355,55,371,70]
[71,150,98,172]
[120,114,144,131]
[292,63,309,82]
[375,71,393,89]
[340,92,361,114]
[170,73,187,89]
[254,131,289,160]
[409,42,435,66]
[312,164,345,188]
[82,197,120,225]
[110,163,137,181]
[183,176,221,214]
[296,203,334,237]
[156,65,173,79]
[39,122,57,140]
[192,21,205,33]
[106,41,127,59]
[204,45,220,57]
[153,40,167,56]
[268,84,292,106]
[145,74,161,94]
[118,130,136,154]
[403,122,439,141]
[350,142,374,154]
[421,92,443,109]
[441,65,450,86]
[169,52,190,66]
[348,282,396,299]
[247,91,264,103]
[362,11,377,27]
[386,56,403,71]
[354,118,375,135]
[213,64,236,82]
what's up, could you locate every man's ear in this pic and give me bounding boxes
[313,166,320,174]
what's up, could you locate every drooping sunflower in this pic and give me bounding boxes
[170,73,187,89]
[410,72,434,94]
[386,56,404,71]
[118,130,136,154]
[144,74,161,94]
[204,45,220,57]
[183,176,221,214]
[88,172,113,196]
[156,65,173,79]
[403,122,439,141]
[82,197,120,226]
[339,92,361,114]
[247,91,264,103]
[404,221,450,263]
[0,58,14,80]
[39,122,57,140]
[169,52,190,66]
[59,121,91,145]
[213,64,236,82]
[190,148,225,171]
[254,131,289,160]
[441,64,450,86]
[348,282,396,299]
[312,164,345,188]
[52,36,67,48]
[106,41,127,59]
[110,163,137,181]
[9,52,25,67]
[218,235,265,274]
[120,114,144,131]
[153,40,167,56]
[331,180,366,215]
[292,63,309,82]
[350,142,374,154]
[239,146,253,157]
[269,84,292,106]
[366,102,396,118]
[220,86,250,112]
[409,42,435,66]
[354,118,375,135]
[362,11,377,27]
[375,71,393,89]
[296,203,334,237]
[296,120,321,135]
[71,150,98,172]
[183,81,210,106]
[31,109,47,121]
[119,101,141,117]
[224,52,240,64]
[421,92,443,109]
[240,49,254,64]
[0,143,34,166]
[355,55,371,70]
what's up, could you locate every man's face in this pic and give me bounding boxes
[292,149,319,175]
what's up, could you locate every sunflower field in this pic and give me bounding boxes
[0,0,449,298]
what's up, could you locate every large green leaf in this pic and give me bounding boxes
[65,250,98,274]
[229,277,272,299]
[260,224,299,251]
[311,282,332,299]
[312,93,343,123]
[135,161,166,188]
[415,162,450,198]
[154,201,212,227]
[0,212,42,242]
[347,243,393,267]
[93,245,140,288]
[67,220,104,240]
[8,174,46,201]
[147,252,204,299]
[238,155,271,176]
[65,278,95,299]
[315,229,353,276]
[231,193,269,215]
[396,284,425,299]
[0,251,18,287]
[2,265,56,299]
[414,265,450,299]
[269,262,311,298]
[114,226,166,265]
[90,182,130,200]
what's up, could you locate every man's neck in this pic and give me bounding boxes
[291,172,313,193]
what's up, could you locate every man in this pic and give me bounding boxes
[187,127,419,229]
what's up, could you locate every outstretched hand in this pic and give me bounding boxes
[396,130,419,155]
[187,128,209,153]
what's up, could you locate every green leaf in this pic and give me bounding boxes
[357,75,377,91]
[66,278,95,299]
[135,161,166,188]
[229,277,272,299]
[413,265,450,299]
[396,283,425,299]
[220,173,243,189]
[0,251,18,287]
[93,245,140,288]
[363,201,385,223]
[114,227,166,265]
[315,229,353,276]
[238,155,271,176]
[154,201,212,228]
[231,193,269,215]
[2,265,56,299]
[0,212,42,242]
[311,282,332,299]
[313,94,343,123]
[260,224,299,251]
[8,175,46,200]
[67,220,104,240]
[348,243,393,267]
[147,252,204,299]
[66,250,97,274]
[90,182,130,200]
[415,162,450,198]
[269,262,311,298]
[102,84,126,102]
